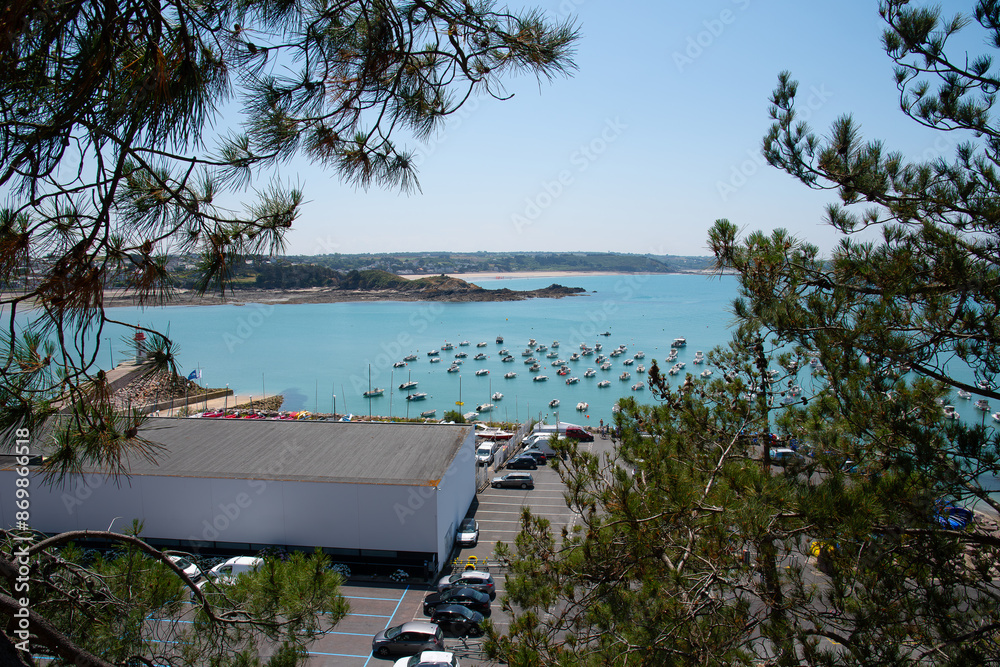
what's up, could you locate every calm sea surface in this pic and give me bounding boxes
[100,274,738,422]
[59,273,998,439]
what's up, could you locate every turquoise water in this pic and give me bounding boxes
[100,274,739,423]
[44,273,997,437]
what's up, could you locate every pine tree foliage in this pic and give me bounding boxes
[495,2,1000,665]
[0,1,576,663]
[1,525,349,666]
[0,0,577,469]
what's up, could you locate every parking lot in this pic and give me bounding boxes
[299,436,602,665]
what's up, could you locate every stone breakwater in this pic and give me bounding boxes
[112,371,208,410]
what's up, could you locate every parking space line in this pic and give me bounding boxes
[361,585,409,667]
[343,595,404,601]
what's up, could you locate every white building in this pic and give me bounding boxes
[0,419,476,576]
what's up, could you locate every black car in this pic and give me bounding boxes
[521,450,547,465]
[428,604,486,637]
[423,586,491,616]
[505,455,538,470]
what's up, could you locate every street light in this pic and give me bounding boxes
[104,337,113,368]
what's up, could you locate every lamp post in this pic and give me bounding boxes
[105,337,113,368]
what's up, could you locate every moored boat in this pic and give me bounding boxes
[406,392,428,401]
[476,403,494,413]
[475,369,489,376]
[619,371,631,381]
[976,399,990,411]
[492,392,504,401]
[363,388,385,398]
[459,341,470,347]
[529,363,541,371]
[474,353,486,360]
[504,372,517,379]
[631,382,644,391]
[565,376,580,384]
[399,381,418,390]
[420,409,436,418]
[598,380,611,388]
[549,399,559,408]
[447,365,460,373]
[393,361,407,368]
[429,357,441,363]
[533,375,548,382]
[576,402,588,411]
[671,337,687,348]
[427,350,439,356]
[584,368,596,377]
[403,354,418,362]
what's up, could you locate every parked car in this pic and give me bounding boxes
[523,432,560,448]
[455,518,479,547]
[564,426,594,442]
[428,604,486,637]
[195,556,262,593]
[491,472,534,489]
[520,450,547,465]
[436,571,496,599]
[769,448,804,466]
[372,621,445,657]
[475,443,494,466]
[933,502,974,529]
[166,554,203,582]
[505,455,538,470]
[423,586,491,616]
[392,651,460,667]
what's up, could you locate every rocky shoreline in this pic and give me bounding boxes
[102,282,587,307]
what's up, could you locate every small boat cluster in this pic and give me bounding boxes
[361,333,701,418]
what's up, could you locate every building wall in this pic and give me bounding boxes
[0,471,439,554]
[433,428,478,565]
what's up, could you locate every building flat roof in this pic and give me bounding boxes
[29,419,473,486]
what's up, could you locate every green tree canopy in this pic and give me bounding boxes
[0,1,576,663]
[0,0,576,470]
[494,2,1000,665]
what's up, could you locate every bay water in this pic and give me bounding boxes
[102,274,739,423]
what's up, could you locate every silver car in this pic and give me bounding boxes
[436,570,496,600]
[491,472,534,489]
[372,621,445,657]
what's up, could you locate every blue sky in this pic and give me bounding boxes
[274,1,968,257]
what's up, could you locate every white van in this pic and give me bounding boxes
[476,443,495,466]
[196,556,263,592]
